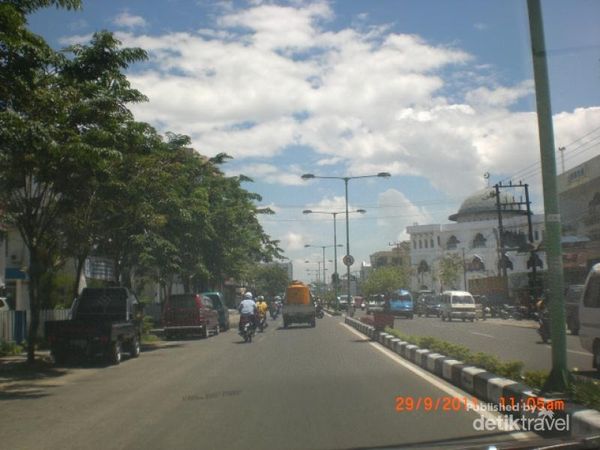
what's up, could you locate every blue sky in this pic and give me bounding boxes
[29,0,600,282]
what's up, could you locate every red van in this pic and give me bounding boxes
[162,294,220,340]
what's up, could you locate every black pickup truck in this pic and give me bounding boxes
[46,287,143,365]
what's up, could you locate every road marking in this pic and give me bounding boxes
[340,323,530,440]
[470,332,495,338]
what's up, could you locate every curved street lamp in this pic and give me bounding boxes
[303,209,366,300]
[301,172,390,313]
[305,243,343,295]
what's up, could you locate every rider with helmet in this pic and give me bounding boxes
[256,296,269,329]
[238,292,257,331]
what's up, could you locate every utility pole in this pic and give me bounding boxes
[528,0,570,392]
[462,248,468,291]
[494,181,540,307]
[558,147,566,173]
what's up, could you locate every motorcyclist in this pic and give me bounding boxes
[256,296,269,329]
[238,292,257,331]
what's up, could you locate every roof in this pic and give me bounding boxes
[449,188,527,222]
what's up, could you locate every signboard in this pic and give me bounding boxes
[343,255,355,267]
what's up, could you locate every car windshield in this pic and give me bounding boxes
[452,295,475,305]
[3,1,600,449]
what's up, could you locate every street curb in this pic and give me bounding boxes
[344,316,600,437]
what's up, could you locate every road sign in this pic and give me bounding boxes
[343,254,354,267]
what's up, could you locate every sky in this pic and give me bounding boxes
[28,0,600,283]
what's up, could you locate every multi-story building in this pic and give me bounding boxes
[558,153,600,283]
[369,242,411,269]
[406,188,546,296]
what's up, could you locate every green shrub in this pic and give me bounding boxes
[569,379,600,410]
[142,316,154,335]
[496,361,524,380]
[522,370,548,389]
[0,339,23,356]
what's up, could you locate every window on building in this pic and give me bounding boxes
[424,240,428,248]
[473,233,487,248]
[437,236,441,246]
[418,240,422,249]
[430,239,434,248]
[534,230,539,241]
[413,240,416,249]
[446,235,459,250]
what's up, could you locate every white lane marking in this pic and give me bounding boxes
[470,332,495,338]
[541,344,590,356]
[340,323,530,440]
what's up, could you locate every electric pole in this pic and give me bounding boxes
[528,0,570,392]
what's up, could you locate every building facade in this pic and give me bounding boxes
[558,153,600,283]
[407,188,546,295]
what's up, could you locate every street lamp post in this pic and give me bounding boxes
[303,209,366,303]
[305,244,343,297]
[302,172,391,314]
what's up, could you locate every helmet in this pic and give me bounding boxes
[257,295,264,302]
[243,292,253,300]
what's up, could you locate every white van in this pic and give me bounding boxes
[578,263,600,370]
[440,290,476,322]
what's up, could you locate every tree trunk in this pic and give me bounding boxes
[27,248,41,364]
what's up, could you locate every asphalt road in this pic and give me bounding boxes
[354,311,594,375]
[0,314,538,450]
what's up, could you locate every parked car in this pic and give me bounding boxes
[388,289,414,319]
[578,264,600,371]
[565,284,584,335]
[46,287,143,365]
[163,293,220,339]
[440,290,476,322]
[202,291,230,331]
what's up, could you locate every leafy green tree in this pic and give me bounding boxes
[0,1,146,361]
[438,254,463,290]
[362,266,410,297]
[249,264,290,299]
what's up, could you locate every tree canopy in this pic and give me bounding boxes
[0,0,282,362]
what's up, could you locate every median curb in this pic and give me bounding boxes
[344,316,600,437]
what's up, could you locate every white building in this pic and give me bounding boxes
[406,188,546,294]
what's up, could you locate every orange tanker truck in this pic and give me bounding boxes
[282,281,316,328]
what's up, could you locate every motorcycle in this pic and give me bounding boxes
[538,313,551,343]
[316,306,324,319]
[257,313,268,332]
[239,314,256,343]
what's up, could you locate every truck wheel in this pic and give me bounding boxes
[129,335,141,358]
[109,340,122,365]
[311,320,316,328]
[213,324,220,336]
[283,320,288,328]
[201,327,208,339]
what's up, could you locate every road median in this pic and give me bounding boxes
[344,315,600,438]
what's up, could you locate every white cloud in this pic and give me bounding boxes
[113,12,147,29]
[283,231,305,251]
[226,162,305,185]
[59,1,599,200]
[376,189,431,240]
